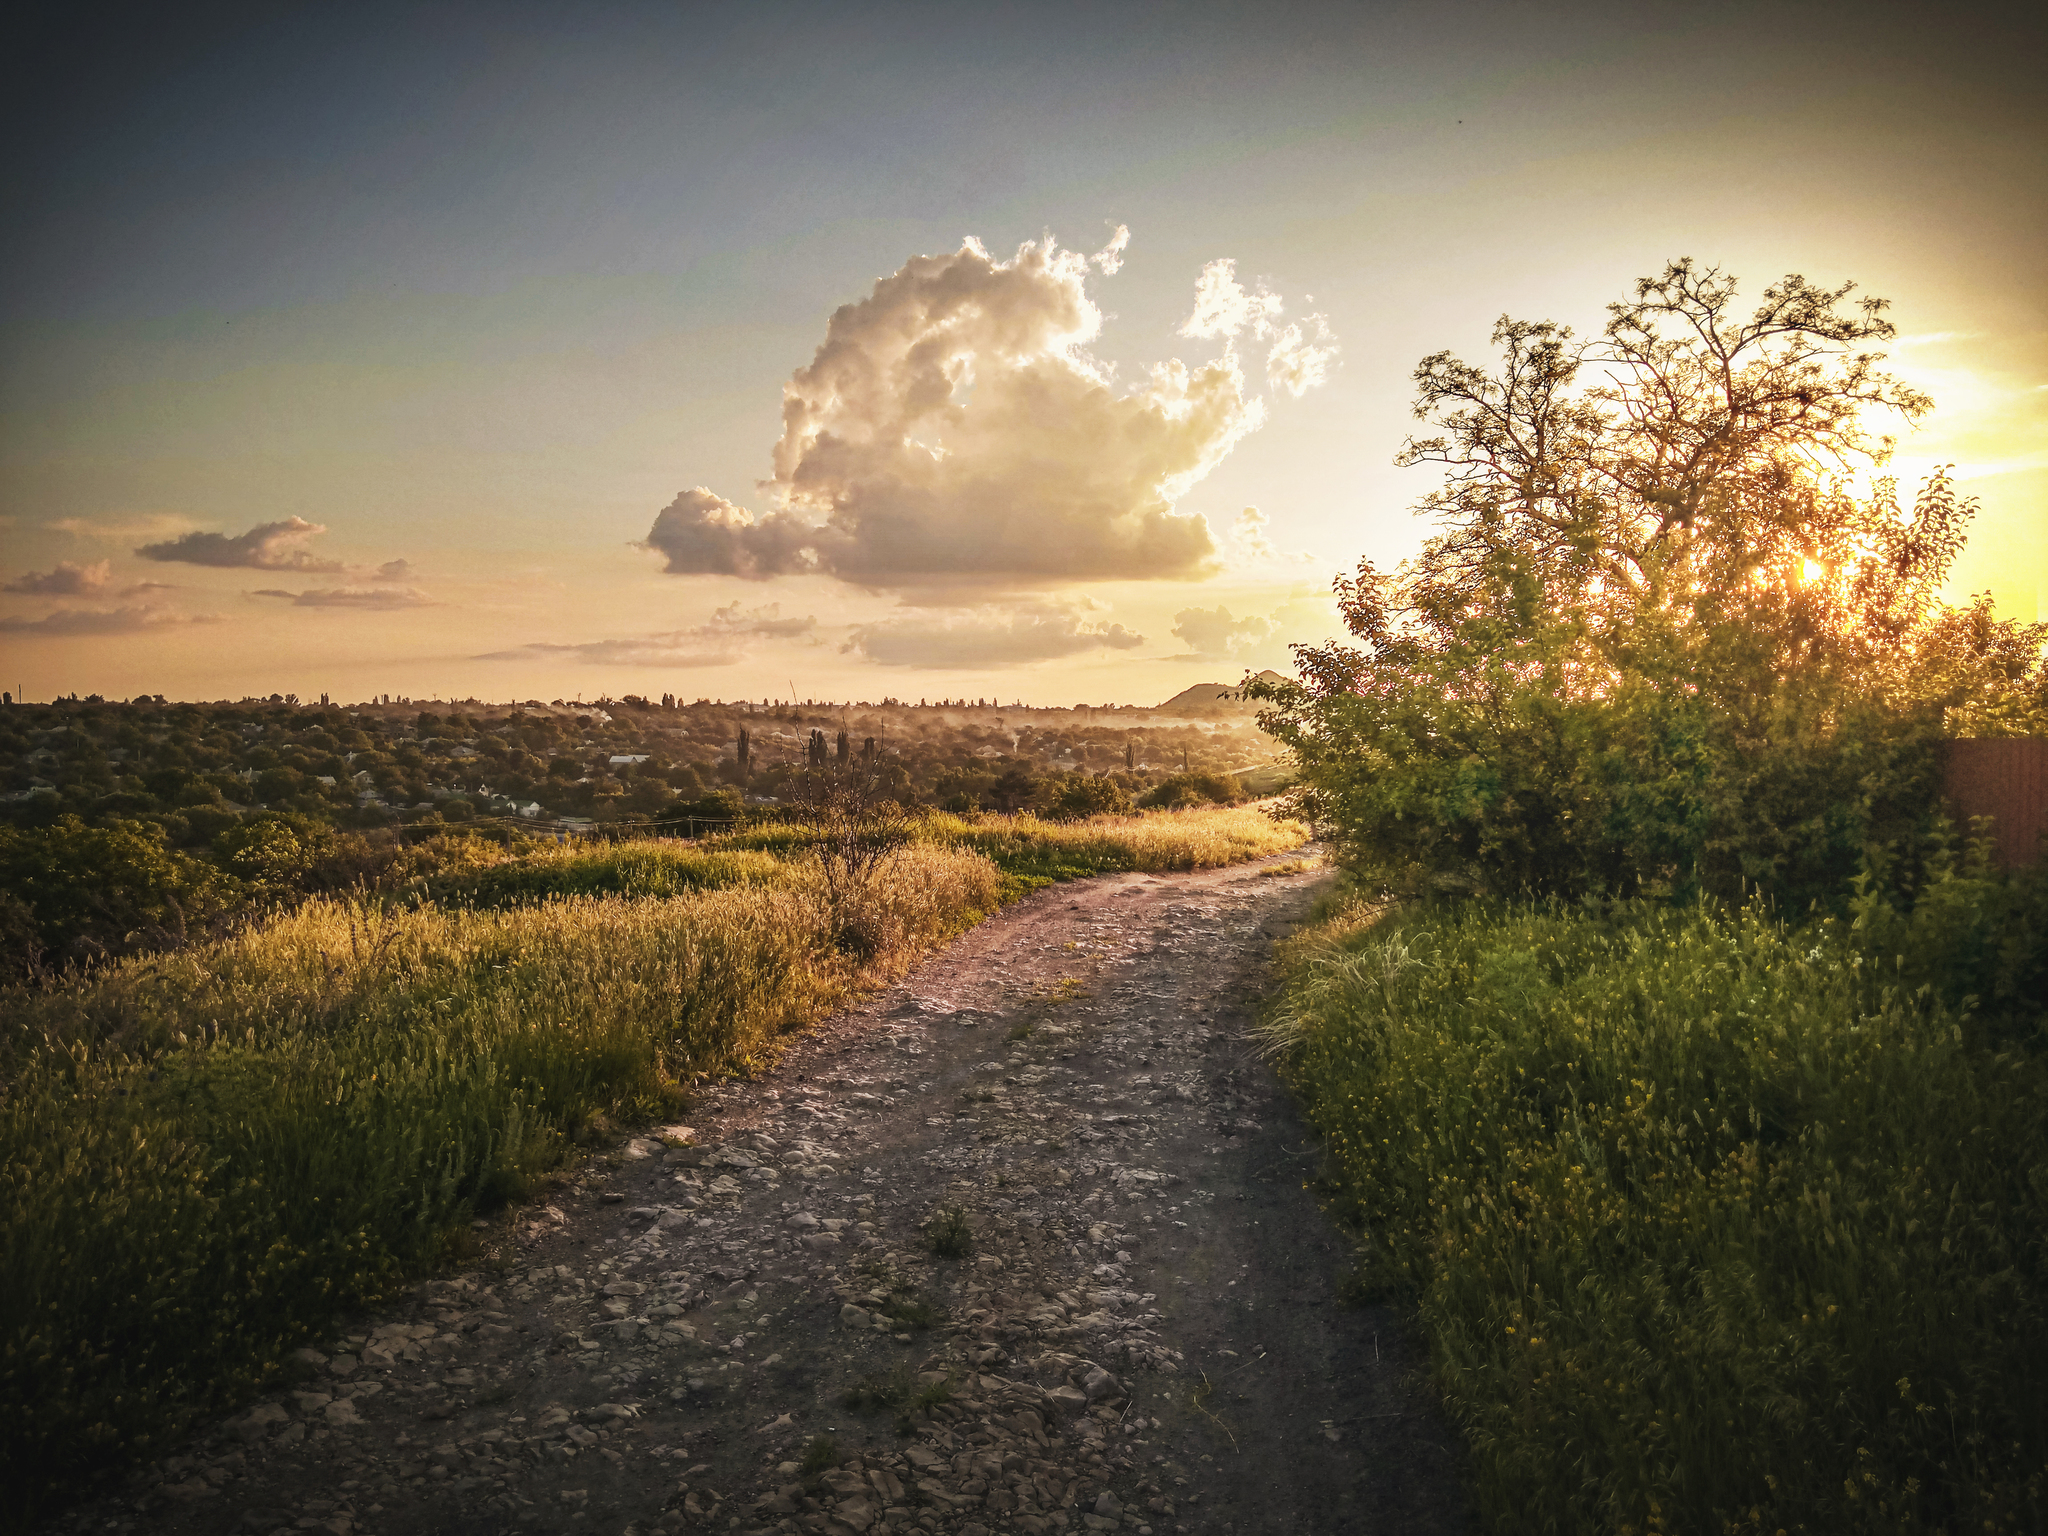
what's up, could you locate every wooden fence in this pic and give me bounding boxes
[1945,738,2048,869]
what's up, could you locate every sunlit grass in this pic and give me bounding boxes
[0,807,1303,1515]
[0,847,996,1514]
[712,802,1309,895]
[1270,896,2048,1533]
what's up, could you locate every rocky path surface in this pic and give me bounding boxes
[64,855,1466,1536]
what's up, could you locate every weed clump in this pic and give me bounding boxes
[843,1364,915,1412]
[877,1292,943,1331]
[925,1205,973,1258]
[798,1434,839,1477]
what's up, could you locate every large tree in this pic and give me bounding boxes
[1259,261,2046,903]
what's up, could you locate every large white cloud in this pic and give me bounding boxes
[644,233,1333,590]
[844,601,1144,669]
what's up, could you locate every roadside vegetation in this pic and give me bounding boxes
[0,802,1302,1515]
[1256,261,2048,1530]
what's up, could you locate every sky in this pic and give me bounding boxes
[2,0,2042,706]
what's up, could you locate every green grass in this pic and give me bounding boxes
[419,842,786,908]
[1268,894,2048,1535]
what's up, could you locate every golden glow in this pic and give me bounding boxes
[1801,559,1826,583]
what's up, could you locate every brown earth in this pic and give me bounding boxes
[57,852,1466,1536]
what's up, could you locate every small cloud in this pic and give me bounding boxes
[373,559,413,581]
[701,601,816,639]
[119,581,178,597]
[1180,258,1282,342]
[137,515,345,572]
[1092,223,1130,275]
[0,605,222,636]
[48,513,194,542]
[1178,258,1337,396]
[4,559,111,595]
[1230,507,1275,561]
[1892,331,1981,349]
[1265,316,1339,397]
[843,601,1145,669]
[251,585,437,609]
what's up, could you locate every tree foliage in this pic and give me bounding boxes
[1258,260,2047,904]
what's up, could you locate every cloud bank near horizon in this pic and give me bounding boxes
[642,232,1334,592]
[474,602,817,668]
[844,600,1144,668]
[0,605,222,636]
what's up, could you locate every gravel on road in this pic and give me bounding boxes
[66,852,1466,1536]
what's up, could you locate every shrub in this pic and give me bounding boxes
[1038,773,1133,820]
[0,816,239,967]
[1136,771,1242,810]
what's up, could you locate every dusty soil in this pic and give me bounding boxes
[60,854,1466,1536]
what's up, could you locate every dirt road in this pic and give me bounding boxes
[74,854,1466,1536]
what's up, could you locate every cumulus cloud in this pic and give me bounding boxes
[843,601,1144,669]
[137,516,345,572]
[644,232,1333,590]
[252,585,437,609]
[473,603,816,668]
[373,559,414,581]
[4,559,111,595]
[0,605,222,635]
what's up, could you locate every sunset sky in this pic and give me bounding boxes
[3,0,2042,705]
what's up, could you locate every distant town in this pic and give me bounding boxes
[0,675,1290,840]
